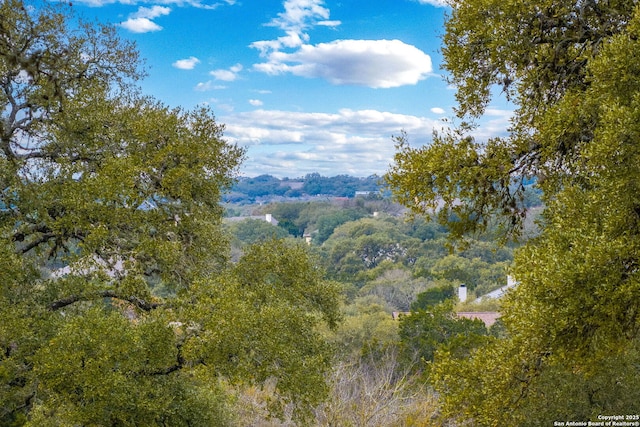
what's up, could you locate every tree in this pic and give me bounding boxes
[359,268,430,312]
[315,208,366,243]
[316,346,437,427]
[387,0,640,424]
[387,0,640,240]
[226,218,291,247]
[410,284,455,311]
[180,239,342,421]
[0,2,340,424]
[399,301,487,373]
[317,298,437,427]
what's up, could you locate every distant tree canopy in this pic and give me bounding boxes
[302,173,381,197]
[0,2,340,425]
[228,174,290,200]
[224,173,384,202]
[388,0,640,424]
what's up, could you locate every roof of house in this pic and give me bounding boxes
[456,312,501,327]
[391,311,501,328]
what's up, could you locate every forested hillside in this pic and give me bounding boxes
[224,173,385,203]
[223,196,526,424]
[225,198,521,306]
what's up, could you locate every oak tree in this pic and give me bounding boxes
[0,1,340,424]
[387,0,640,424]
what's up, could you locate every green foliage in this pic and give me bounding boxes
[326,296,399,361]
[387,0,639,240]
[456,296,502,314]
[388,0,640,424]
[29,308,232,427]
[399,301,488,374]
[302,173,381,197]
[249,199,372,243]
[429,254,508,295]
[0,2,341,425]
[315,208,367,243]
[225,218,291,246]
[410,285,455,311]
[179,239,342,421]
[322,217,414,280]
[359,268,431,312]
[225,174,384,203]
[230,174,289,200]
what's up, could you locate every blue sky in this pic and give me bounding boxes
[72,0,512,178]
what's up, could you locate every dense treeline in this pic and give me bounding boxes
[224,173,385,203]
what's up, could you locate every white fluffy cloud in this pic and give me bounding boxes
[430,107,445,114]
[270,0,333,32]
[121,17,162,33]
[252,2,431,88]
[249,99,264,106]
[173,56,200,70]
[210,64,243,81]
[120,6,171,33]
[254,39,432,88]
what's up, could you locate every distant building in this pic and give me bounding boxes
[474,276,518,302]
[264,213,278,225]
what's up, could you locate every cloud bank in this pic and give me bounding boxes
[221,108,443,177]
[218,105,513,178]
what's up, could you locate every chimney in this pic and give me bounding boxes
[458,284,467,303]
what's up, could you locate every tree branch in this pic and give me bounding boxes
[48,290,162,311]
[18,232,56,254]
